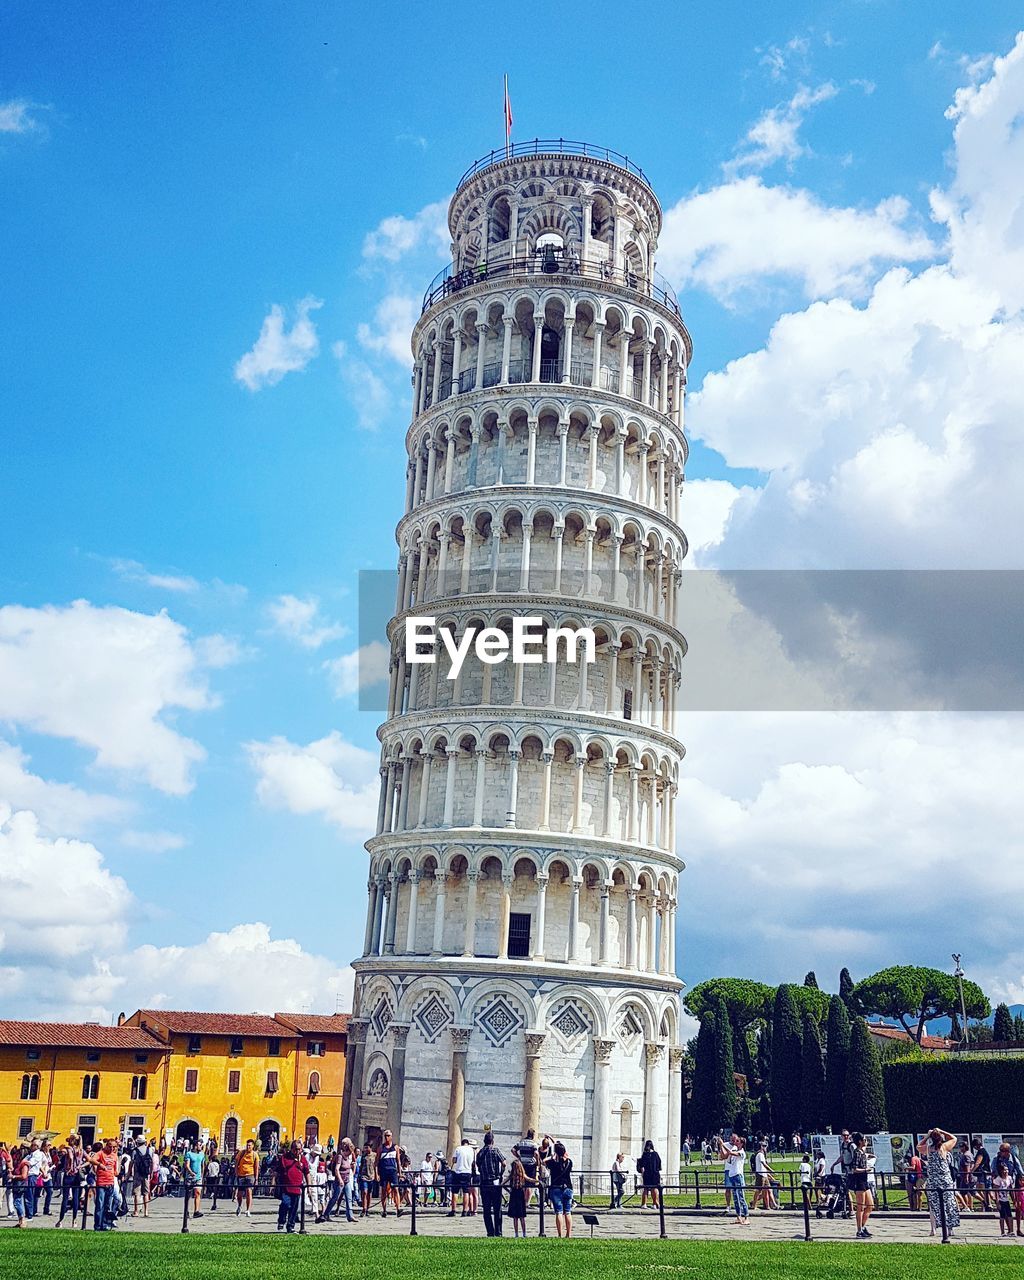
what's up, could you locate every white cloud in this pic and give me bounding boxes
[680,479,756,559]
[323,640,390,698]
[356,293,418,365]
[0,601,230,794]
[266,594,348,650]
[757,36,811,82]
[361,199,448,263]
[0,98,48,135]
[0,806,132,960]
[725,82,838,173]
[119,829,186,853]
[659,177,935,301]
[0,741,129,834]
[234,295,323,391]
[110,558,200,592]
[332,340,394,430]
[125,923,353,1016]
[933,31,1024,313]
[247,731,379,834]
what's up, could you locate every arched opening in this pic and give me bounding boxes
[540,326,561,381]
[258,1119,280,1152]
[222,1117,239,1154]
[619,1100,635,1149]
[176,1119,200,1145]
[304,1116,320,1147]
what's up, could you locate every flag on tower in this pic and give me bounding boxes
[504,75,513,159]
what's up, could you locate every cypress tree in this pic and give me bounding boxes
[949,1011,962,1041]
[824,994,851,1131]
[711,994,738,1134]
[799,1010,825,1133]
[754,1022,772,1129]
[770,984,803,1136]
[994,1002,1015,1042]
[839,967,856,1011]
[731,1011,753,1084]
[689,1014,716,1137]
[803,971,819,989]
[1014,1013,1024,1042]
[844,1017,887,1132]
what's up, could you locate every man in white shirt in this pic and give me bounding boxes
[447,1139,475,1218]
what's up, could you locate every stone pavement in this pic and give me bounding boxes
[7,1197,1024,1245]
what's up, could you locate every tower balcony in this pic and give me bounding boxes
[422,250,681,320]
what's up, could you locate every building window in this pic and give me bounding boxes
[18,1117,34,1139]
[127,1115,146,1138]
[223,1117,239,1154]
[20,1073,40,1101]
[82,1073,100,1100]
[187,1035,202,1053]
[229,1036,244,1056]
[267,1037,281,1056]
[265,1070,279,1095]
[131,1074,147,1100]
[306,1040,325,1057]
[77,1115,97,1146]
[623,690,633,720]
[184,1069,199,1094]
[508,912,531,958]
[304,1116,319,1146]
[85,1051,101,1063]
[134,1052,149,1064]
[228,1070,241,1094]
[25,1049,41,1061]
[308,1070,321,1096]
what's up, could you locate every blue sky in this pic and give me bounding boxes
[3,3,1024,1023]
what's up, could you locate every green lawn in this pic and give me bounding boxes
[0,1234,1012,1279]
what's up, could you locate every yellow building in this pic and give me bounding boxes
[1,1010,348,1152]
[0,1020,168,1146]
[123,1009,348,1151]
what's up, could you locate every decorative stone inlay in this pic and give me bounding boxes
[475,993,525,1048]
[412,993,453,1044]
[549,999,592,1047]
[371,995,394,1040]
[618,1006,644,1049]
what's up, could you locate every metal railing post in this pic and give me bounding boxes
[694,1170,701,1208]
[938,1183,949,1243]
[539,1185,546,1236]
[299,1178,307,1234]
[409,1180,417,1236]
[658,1184,667,1239]
[802,1185,812,1241]
[181,1181,190,1233]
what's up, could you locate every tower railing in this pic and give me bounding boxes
[456,139,650,190]
[421,252,681,319]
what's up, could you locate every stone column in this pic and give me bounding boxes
[436,532,450,599]
[561,314,574,383]
[526,418,538,483]
[591,322,604,389]
[371,876,386,955]
[592,1038,615,1173]
[498,873,513,958]
[475,322,488,389]
[646,892,657,971]
[472,749,487,827]
[500,316,513,384]
[628,767,640,842]
[449,330,462,398]
[605,644,620,715]
[404,870,421,954]
[376,765,389,834]
[667,1047,684,1175]
[446,1026,471,1155]
[382,762,397,833]
[416,753,432,827]
[619,332,631,395]
[615,429,626,494]
[568,876,582,962]
[523,1032,546,1136]
[425,438,438,499]
[442,748,458,826]
[431,340,443,404]
[557,422,569,485]
[599,880,612,964]
[531,312,544,382]
[462,870,479,957]
[602,761,615,837]
[432,870,448,955]
[572,756,586,832]
[539,752,553,830]
[383,874,400,954]
[643,1041,665,1145]
[397,754,412,831]
[385,1023,410,1140]
[626,887,639,969]
[505,749,520,827]
[363,879,378,955]
[533,873,548,959]
[339,1018,368,1142]
[641,340,653,405]
[519,522,533,591]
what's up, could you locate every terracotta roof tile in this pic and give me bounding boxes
[866,1022,953,1051]
[0,1021,167,1050]
[274,1013,350,1035]
[133,1010,296,1037]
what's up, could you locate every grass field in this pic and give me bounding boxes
[0,1233,1012,1279]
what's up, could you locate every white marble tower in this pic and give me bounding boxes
[341,141,690,1174]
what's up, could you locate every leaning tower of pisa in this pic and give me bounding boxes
[340,141,690,1173]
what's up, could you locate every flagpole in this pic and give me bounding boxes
[504,74,511,161]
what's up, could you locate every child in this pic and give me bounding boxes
[505,1146,535,1238]
[993,1161,1013,1236]
[205,1154,221,1211]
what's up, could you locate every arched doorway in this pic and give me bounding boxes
[222,1117,239,1154]
[258,1119,280,1152]
[175,1119,199,1145]
[304,1116,319,1147]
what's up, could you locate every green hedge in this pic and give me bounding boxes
[884,1057,1024,1132]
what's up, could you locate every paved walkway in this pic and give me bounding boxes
[7,1199,1024,1245]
